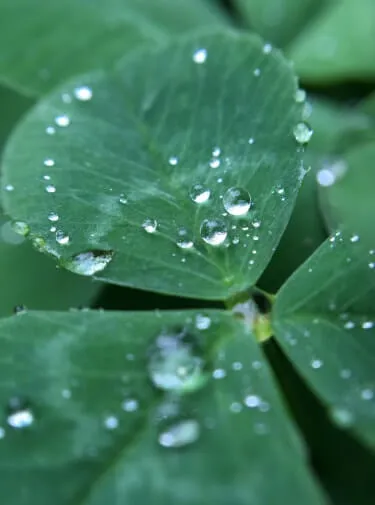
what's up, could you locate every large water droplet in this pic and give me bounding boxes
[56,230,70,245]
[12,221,29,237]
[190,184,210,204]
[63,250,114,276]
[158,419,200,448]
[200,218,227,246]
[142,218,157,234]
[148,327,207,393]
[223,187,251,216]
[6,398,34,429]
[293,122,313,144]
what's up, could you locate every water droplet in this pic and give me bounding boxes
[61,93,72,104]
[46,184,56,193]
[4,184,14,192]
[190,184,210,204]
[361,388,374,400]
[223,187,251,216]
[200,219,227,246]
[362,321,374,330]
[148,327,206,393]
[232,361,243,371]
[56,230,70,245]
[295,89,306,103]
[142,218,157,234]
[0,427,5,439]
[44,158,55,167]
[158,419,200,448]
[48,212,59,222]
[12,221,29,237]
[230,402,243,413]
[340,369,352,379]
[293,122,313,144]
[350,234,360,243]
[209,158,220,169]
[316,168,335,187]
[195,314,211,330]
[104,416,118,430]
[122,398,139,412]
[6,398,34,429]
[253,68,260,77]
[330,406,354,428]
[46,126,55,135]
[344,321,355,330]
[212,147,221,157]
[74,86,93,101]
[55,115,70,127]
[212,368,226,379]
[168,156,178,166]
[193,48,207,64]
[263,43,272,54]
[252,360,262,370]
[176,228,194,249]
[14,305,27,315]
[369,262,375,269]
[244,395,261,408]
[61,389,71,399]
[63,250,114,276]
[311,359,323,369]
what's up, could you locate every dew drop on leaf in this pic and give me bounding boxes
[148,327,207,393]
[48,212,59,222]
[6,398,34,429]
[293,122,313,144]
[195,314,211,330]
[0,427,5,439]
[223,187,251,216]
[189,184,210,204]
[200,218,227,246]
[55,114,70,127]
[11,220,29,237]
[176,228,194,250]
[192,48,207,64]
[295,89,307,103]
[330,406,354,428]
[44,158,55,167]
[74,86,93,101]
[13,304,27,315]
[122,398,139,412]
[62,250,114,276]
[56,230,70,245]
[142,218,157,234]
[104,415,118,430]
[158,419,200,448]
[45,184,56,194]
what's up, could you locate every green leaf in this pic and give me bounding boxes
[233,0,329,48]
[260,96,372,292]
[319,141,375,246]
[273,231,375,450]
[0,309,326,505]
[0,84,100,315]
[0,0,225,97]
[287,0,375,83]
[1,32,305,300]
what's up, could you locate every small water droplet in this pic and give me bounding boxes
[45,184,56,193]
[44,158,55,167]
[200,218,227,246]
[56,230,70,245]
[361,388,374,400]
[190,184,210,204]
[12,221,29,237]
[193,48,207,64]
[316,168,335,187]
[362,321,374,330]
[209,158,220,169]
[330,406,354,428]
[142,218,157,234]
[232,361,243,371]
[63,250,114,276]
[168,156,179,166]
[244,395,261,408]
[293,122,313,144]
[248,137,255,145]
[344,321,355,330]
[263,43,272,54]
[6,398,34,429]
[148,327,206,393]
[369,262,375,269]
[350,234,360,243]
[311,359,323,369]
[46,126,56,135]
[253,68,260,77]
[0,427,5,439]
[212,368,226,379]
[230,402,243,413]
[295,89,306,103]
[176,228,194,249]
[61,389,71,399]
[74,86,93,101]
[158,419,200,448]
[4,184,14,192]
[104,416,118,430]
[340,369,352,379]
[14,305,27,315]
[48,212,59,222]
[122,398,139,412]
[55,115,70,127]
[223,187,251,216]
[212,147,221,157]
[195,314,211,330]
